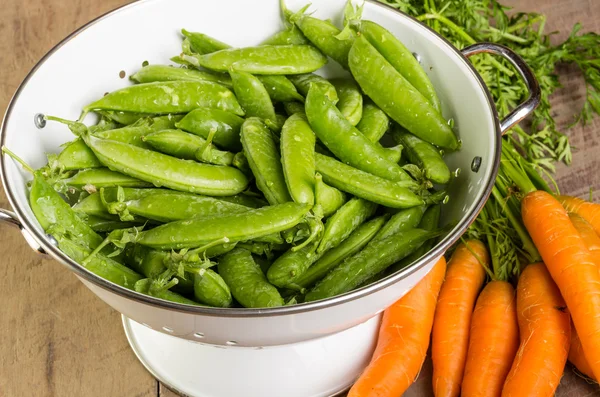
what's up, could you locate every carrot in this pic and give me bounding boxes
[522,190,600,380]
[432,240,489,397]
[461,281,519,397]
[501,263,571,396]
[569,213,600,252]
[348,257,447,397]
[569,323,597,381]
[558,195,600,237]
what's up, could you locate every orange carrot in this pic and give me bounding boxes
[522,190,600,380]
[432,240,489,397]
[569,213,600,252]
[558,195,600,237]
[461,281,519,397]
[348,257,447,397]
[501,263,571,396]
[569,323,596,381]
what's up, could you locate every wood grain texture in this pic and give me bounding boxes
[0,0,599,396]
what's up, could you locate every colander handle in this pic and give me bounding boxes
[0,208,48,255]
[462,42,541,134]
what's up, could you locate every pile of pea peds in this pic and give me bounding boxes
[22,1,458,308]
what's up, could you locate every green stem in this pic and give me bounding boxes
[479,207,500,280]
[2,147,35,174]
[506,14,546,33]
[483,27,530,44]
[501,145,537,194]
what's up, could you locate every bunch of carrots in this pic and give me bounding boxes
[348,148,600,396]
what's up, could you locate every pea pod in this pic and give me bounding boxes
[96,111,148,125]
[331,78,363,126]
[315,153,424,208]
[294,215,387,289]
[230,70,277,123]
[280,113,316,205]
[85,215,146,233]
[175,108,244,151]
[218,248,284,308]
[73,188,161,218]
[356,100,389,142]
[288,73,338,103]
[286,1,360,69]
[257,75,304,103]
[388,204,441,275]
[94,115,183,149]
[317,198,377,254]
[62,168,153,189]
[55,233,142,289]
[241,117,291,205]
[194,269,233,307]
[260,24,308,46]
[359,20,442,113]
[392,128,451,184]
[382,144,403,164]
[305,82,412,183]
[142,129,234,166]
[305,228,444,302]
[348,36,458,150]
[28,172,103,249]
[130,64,233,87]
[283,101,305,116]
[374,206,426,242]
[267,240,320,290]
[54,139,102,171]
[75,128,249,196]
[115,192,251,223]
[137,202,311,249]
[181,29,231,54]
[193,45,327,75]
[315,173,346,218]
[135,278,201,306]
[83,81,244,117]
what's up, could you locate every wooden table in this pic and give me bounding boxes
[1,0,599,396]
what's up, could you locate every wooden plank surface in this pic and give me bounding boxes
[0,0,599,396]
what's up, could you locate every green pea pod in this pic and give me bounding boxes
[232,151,252,177]
[55,139,102,171]
[175,108,244,151]
[193,45,327,75]
[29,172,103,249]
[257,75,304,103]
[349,36,458,150]
[382,144,403,164]
[63,168,153,189]
[241,117,291,205]
[133,277,200,305]
[218,248,284,308]
[388,204,441,274]
[73,188,160,218]
[281,113,316,205]
[283,101,305,116]
[315,173,346,218]
[85,215,146,233]
[137,202,311,250]
[94,115,183,149]
[287,3,360,69]
[261,24,308,45]
[267,240,320,290]
[374,206,426,242]
[294,215,387,289]
[230,70,277,123]
[359,20,442,113]
[119,192,251,223]
[330,78,363,126]
[80,132,249,196]
[130,64,233,88]
[356,100,390,142]
[83,81,244,117]
[143,129,234,166]
[288,74,338,103]
[194,269,233,307]
[392,128,451,184]
[315,153,424,208]
[55,233,142,289]
[181,29,231,54]
[139,283,202,305]
[305,82,412,183]
[317,198,377,254]
[305,228,444,302]
[96,111,148,125]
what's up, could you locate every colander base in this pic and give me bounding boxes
[122,314,381,397]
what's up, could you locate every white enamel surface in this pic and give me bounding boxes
[1,0,496,352]
[123,315,380,397]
